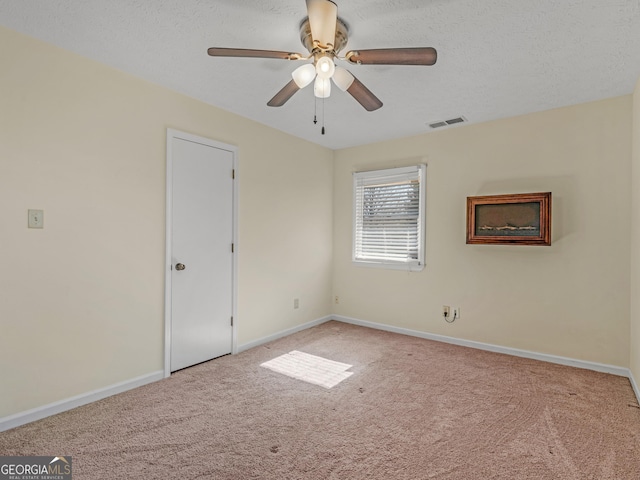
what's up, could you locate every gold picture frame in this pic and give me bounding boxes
[466,192,551,245]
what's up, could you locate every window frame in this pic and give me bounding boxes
[352,164,426,271]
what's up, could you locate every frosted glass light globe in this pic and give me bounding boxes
[314,77,331,98]
[315,55,336,80]
[291,63,316,88]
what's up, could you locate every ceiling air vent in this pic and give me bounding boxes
[428,116,467,129]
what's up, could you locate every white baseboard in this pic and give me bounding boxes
[237,315,332,353]
[630,370,640,404]
[0,370,164,433]
[333,315,630,377]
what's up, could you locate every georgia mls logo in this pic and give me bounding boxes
[50,457,71,473]
[0,456,72,479]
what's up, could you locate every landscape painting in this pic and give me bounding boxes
[466,192,551,245]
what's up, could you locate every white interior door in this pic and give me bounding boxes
[168,132,235,372]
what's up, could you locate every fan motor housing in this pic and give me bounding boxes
[299,17,349,55]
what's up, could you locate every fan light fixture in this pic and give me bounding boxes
[315,55,335,79]
[314,77,331,98]
[293,56,337,99]
[292,63,316,88]
[331,66,354,91]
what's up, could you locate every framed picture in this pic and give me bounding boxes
[466,192,551,245]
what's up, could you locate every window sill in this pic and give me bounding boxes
[352,260,424,272]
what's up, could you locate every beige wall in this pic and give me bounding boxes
[0,26,333,418]
[631,76,640,389]
[333,96,632,367]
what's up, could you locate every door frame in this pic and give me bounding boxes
[164,128,239,378]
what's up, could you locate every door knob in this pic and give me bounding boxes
[175,263,186,271]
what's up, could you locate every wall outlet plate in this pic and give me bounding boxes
[28,209,44,228]
[453,307,461,319]
[442,305,450,317]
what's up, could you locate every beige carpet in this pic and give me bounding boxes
[2,321,639,479]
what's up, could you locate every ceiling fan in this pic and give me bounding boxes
[207,0,437,112]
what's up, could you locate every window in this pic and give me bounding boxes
[353,165,426,271]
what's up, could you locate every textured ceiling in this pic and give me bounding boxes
[1,0,639,149]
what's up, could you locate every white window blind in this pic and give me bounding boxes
[353,165,426,270]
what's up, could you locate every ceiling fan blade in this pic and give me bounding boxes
[306,0,338,50]
[346,75,383,112]
[208,47,304,60]
[346,47,437,66]
[267,79,301,107]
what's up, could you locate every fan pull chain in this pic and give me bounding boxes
[313,96,318,125]
[312,92,326,135]
[321,96,326,135]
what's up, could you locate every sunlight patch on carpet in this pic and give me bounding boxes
[260,350,354,388]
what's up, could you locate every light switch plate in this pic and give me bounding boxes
[28,209,43,228]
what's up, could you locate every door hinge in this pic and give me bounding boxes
[232,169,235,179]
[231,316,234,326]
[231,243,235,253]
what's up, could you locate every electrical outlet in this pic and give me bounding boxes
[453,307,461,319]
[294,298,299,309]
[28,209,44,229]
[335,295,340,304]
[442,305,450,317]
